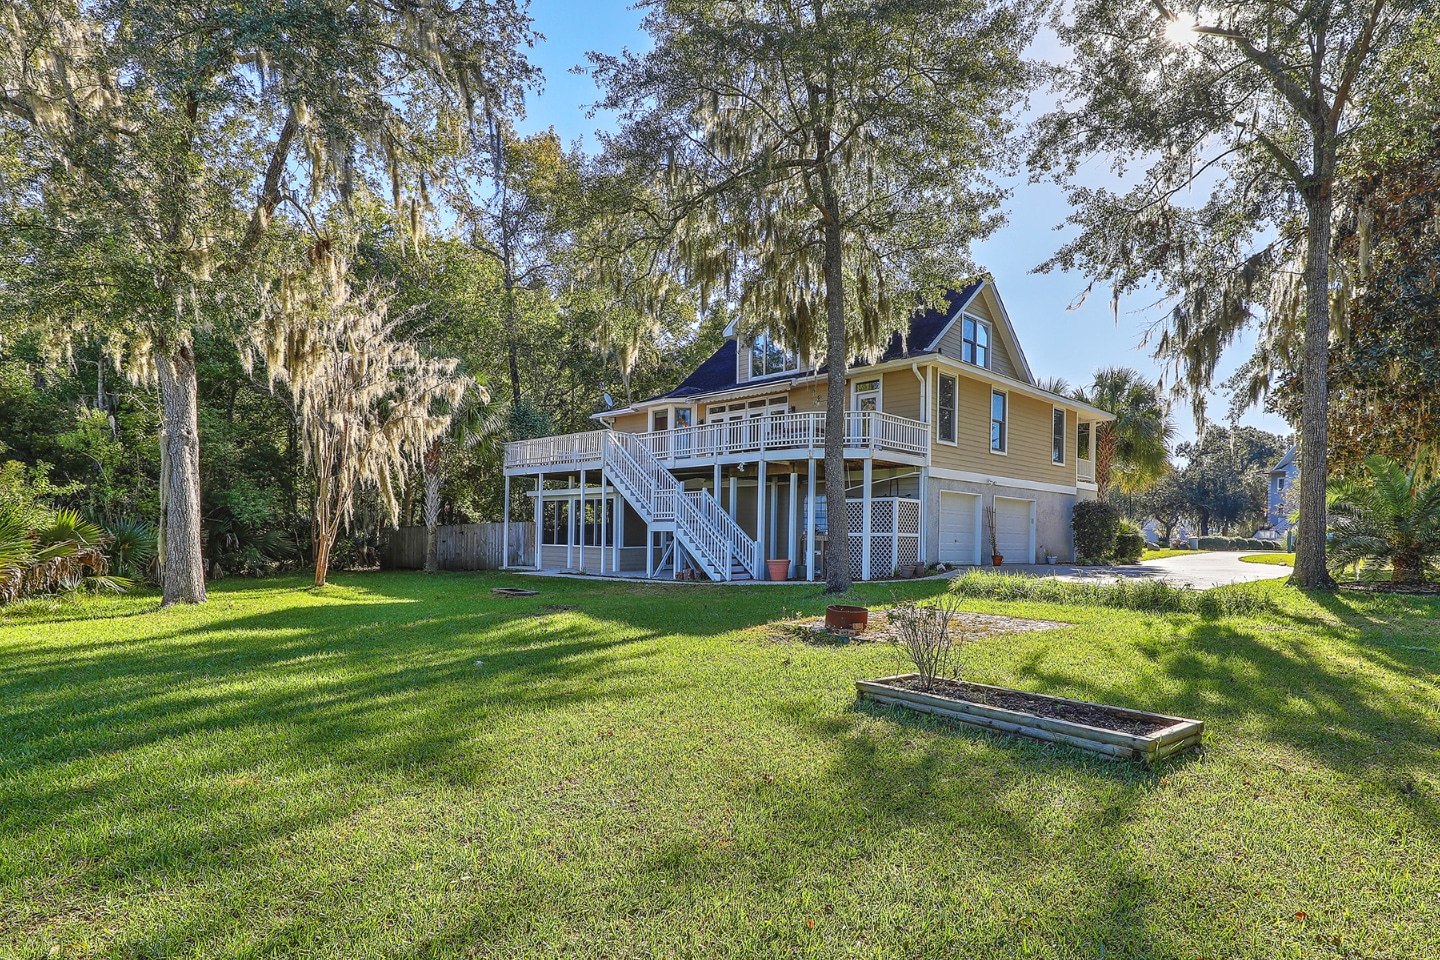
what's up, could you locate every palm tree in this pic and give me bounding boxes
[1075,367,1175,499]
[422,378,502,573]
[1327,455,1440,584]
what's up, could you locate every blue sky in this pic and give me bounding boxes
[513,0,1291,446]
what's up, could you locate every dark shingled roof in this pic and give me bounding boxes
[649,278,987,404]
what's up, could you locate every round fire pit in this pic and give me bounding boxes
[825,604,868,633]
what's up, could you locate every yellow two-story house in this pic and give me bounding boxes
[501,277,1111,581]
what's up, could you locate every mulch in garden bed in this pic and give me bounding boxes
[878,676,1170,737]
[1339,581,1440,595]
[770,610,1067,644]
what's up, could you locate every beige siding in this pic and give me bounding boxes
[928,368,1076,488]
[879,370,922,420]
[609,411,649,434]
[934,292,1021,381]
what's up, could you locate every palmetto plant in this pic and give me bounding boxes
[0,507,127,603]
[1327,455,1440,583]
[105,517,158,581]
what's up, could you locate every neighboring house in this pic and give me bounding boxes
[1261,445,1299,538]
[1140,517,1163,544]
[501,277,1113,580]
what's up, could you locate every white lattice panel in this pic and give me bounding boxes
[870,500,894,534]
[897,499,921,536]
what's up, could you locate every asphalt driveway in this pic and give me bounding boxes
[994,552,1292,590]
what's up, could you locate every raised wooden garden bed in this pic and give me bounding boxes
[856,673,1202,764]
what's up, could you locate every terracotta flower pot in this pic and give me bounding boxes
[826,604,868,633]
[991,554,1004,566]
[766,558,791,581]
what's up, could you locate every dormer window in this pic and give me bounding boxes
[750,331,797,378]
[961,316,990,369]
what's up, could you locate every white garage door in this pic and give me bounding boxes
[994,497,1033,563]
[938,492,981,565]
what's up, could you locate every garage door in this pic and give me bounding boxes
[938,491,980,565]
[994,497,1033,563]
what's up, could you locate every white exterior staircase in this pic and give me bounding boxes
[603,431,759,581]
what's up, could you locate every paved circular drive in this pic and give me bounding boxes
[996,552,1291,590]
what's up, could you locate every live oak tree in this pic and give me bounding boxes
[1031,0,1427,589]
[593,0,1038,592]
[0,0,535,603]
[248,264,466,588]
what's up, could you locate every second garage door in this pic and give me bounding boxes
[993,497,1034,563]
[938,491,981,565]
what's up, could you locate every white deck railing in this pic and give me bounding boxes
[506,430,604,469]
[1076,457,1096,483]
[640,410,928,463]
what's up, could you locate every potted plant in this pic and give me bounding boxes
[1043,546,1058,565]
[985,504,1003,566]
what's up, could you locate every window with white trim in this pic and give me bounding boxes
[1052,408,1066,464]
[852,378,881,412]
[990,390,1007,453]
[962,316,990,369]
[750,331,797,378]
[937,374,957,444]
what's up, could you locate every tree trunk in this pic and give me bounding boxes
[423,439,442,573]
[1290,187,1337,590]
[1392,550,1422,583]
[819,201,851,594]
[156,342,207,606]
[1095,424,1117,500]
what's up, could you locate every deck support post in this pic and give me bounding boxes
[613,496,622,573]
[787,471,798,578]
[756,459,767,578]
[728,474,738,519]
[645,525,653,578]
[599,473,608,575]
[501,474,511,568]
[917,470,927,567]
[861,458,873,581]
[578,468,586,573]
[713,462,721,505]
[533,474,543,571]
[806,459,817,581]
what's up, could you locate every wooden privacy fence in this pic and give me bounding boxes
[382,523,534,571]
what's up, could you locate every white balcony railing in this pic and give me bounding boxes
[637,411,928,464]
[1076,457,1096,483]
[504,410,929,471]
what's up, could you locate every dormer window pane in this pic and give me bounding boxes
[751,331,796,378]
[961,317,989,369]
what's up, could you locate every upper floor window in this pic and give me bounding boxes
[990,390,1007,453]
[962,316,990,368]
[750,331,797,378]
[1052,408,1066,464]
[937,374,957,444]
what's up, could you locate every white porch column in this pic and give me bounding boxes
[1088,420,1097,463]
[533,475,543,571]
[917,470,928,566]
[613,496,623,573]
[502,474,511,568]
[787,471,799,578]
[577,468,586,573]
[806,460,817,582]
[566,496,574,569]
[728,474,738,519]
[599,474,608,575]
[861,458,873,580]
[756,459,767,577]
[714,462,722,504]
[768,480,778,559]
[644,525,653,578]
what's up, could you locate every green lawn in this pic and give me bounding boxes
[3,573,1438,958]
[1240,552,1296,566]
[1140,547,1201,560]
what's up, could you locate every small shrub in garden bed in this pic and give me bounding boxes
[1072,500,1121,562]
[1113,523,1145,563]
[948,569,1273,616]
[1196,535,1282,551]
